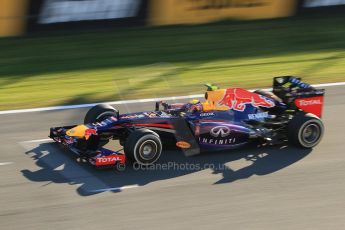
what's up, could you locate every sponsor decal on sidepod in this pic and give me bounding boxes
[248,112,269,120]
[199,126,236,146]
[176,141,192,149]
[210,126,231,138]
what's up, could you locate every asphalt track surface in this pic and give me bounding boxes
[0,85,345,230]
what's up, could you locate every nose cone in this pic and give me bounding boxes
[66,125,88,138]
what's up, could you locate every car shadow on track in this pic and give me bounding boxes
[21,142,311,196]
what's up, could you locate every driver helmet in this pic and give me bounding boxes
[186,99,203,113]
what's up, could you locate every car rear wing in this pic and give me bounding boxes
[272,76,325,117]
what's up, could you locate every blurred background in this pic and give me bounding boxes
[0,0,344,110]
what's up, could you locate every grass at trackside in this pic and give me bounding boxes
[0,12,345,110]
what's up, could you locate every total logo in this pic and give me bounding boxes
[295,96,323,118]
[298,99,322,106]
[96,156,122,165]
[210,126,231,138]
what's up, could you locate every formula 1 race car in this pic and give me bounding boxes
[50,76,325,169]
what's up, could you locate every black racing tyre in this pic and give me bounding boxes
[84,104,118,149]
[124,129,162,165]
[84,104,118,124]
[288,113,324,148]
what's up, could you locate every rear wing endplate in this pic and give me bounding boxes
[273,76,325,117]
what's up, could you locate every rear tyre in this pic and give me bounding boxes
[84,104,118,124]
[124,129,162,165]
[288,113,324,148]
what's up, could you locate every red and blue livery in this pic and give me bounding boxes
[50,76,325,169]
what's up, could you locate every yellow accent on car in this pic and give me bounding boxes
[66,125,88,139]
[202,89,229,111]
[190,99,200,104]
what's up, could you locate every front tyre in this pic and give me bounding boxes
[288,113,324,148]
[124,129,162,165]
[84,104,118,124]
[84,104,118,149]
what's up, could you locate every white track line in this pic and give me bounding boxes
[313,82,345,87]
[20,138,53,144]
[90,185,140,193]
[1,81,344,115]
[0,162,13,166]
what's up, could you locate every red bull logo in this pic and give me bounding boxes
[84,128,97,140]
[219,88,275,111]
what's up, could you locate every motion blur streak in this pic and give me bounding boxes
[1,82,344,115]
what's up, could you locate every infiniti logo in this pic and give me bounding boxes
[210,126,231,138]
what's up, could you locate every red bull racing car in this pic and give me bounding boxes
[50,76,325,169]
